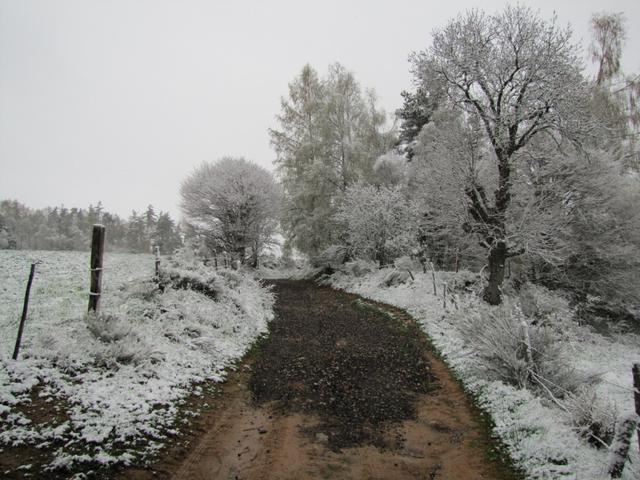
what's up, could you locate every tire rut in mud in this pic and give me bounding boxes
[249,280,435,450]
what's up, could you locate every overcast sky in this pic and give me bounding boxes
[1,0,639,219]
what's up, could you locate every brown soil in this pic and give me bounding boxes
[0,385,70,478]
[119,280,520,480]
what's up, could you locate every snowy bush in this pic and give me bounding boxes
[339,260,378,278]
[393,255,421,273]
[456,300,583,396]
[312,244,349,268]
[517,282,573,326]
[372,152,407,186]
[85,312,161,369]
[160,250,230,299]
[334,183,417,265]
[381,269,413,287]
[86,312,132,343]
[432,269,479,294]
[564,386,618,448]
[124,279,161,301]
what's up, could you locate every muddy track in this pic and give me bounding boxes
[122,280,519,480]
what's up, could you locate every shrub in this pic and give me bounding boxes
[381,269,413,287]
[86,312,162,368]
[563,386,618,448]
[340,260,378,278]
[86,312,131,343]
[124,280,160,302]
[334,183,417,265]
[517,282,572,327]
[393,256,421,273]
[456,300,583,396]
[312,245,349,268]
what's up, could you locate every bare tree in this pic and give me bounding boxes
[411,5,592,304]
[180,157,281,266]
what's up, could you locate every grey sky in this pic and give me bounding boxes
[1,0,638,220]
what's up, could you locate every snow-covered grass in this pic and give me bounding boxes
[0,251,155,354]
[0,250,273,474]
[324,265,640,480]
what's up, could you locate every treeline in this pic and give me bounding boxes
[0,200,182,253]
[271,7,640,311]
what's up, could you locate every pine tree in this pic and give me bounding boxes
[396,87,438,158]
[154,212,182,254]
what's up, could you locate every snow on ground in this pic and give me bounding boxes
[317,265,640,480]
[0,250,273,473]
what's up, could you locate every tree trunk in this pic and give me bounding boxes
[250,248,259,269]
[483,240,507,305]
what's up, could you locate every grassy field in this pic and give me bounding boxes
[0,250,155,356]
[0,249,273,475]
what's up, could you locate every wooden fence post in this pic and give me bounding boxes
[88,224,105,313]
[154,245,161,277]
[12,262,38,360]
[429,261,437,296]
[633,363,640,452]
[443,282,447,309]
[608,414,637,478]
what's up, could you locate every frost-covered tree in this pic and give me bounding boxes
[153,212,182,254]
[588,12,639,169]
[126,211,148,253]
[410,5,592,304]
[270,63,394,258]
[409,111,490,271]
[270,65,330,256]
[335,183,417,266]
[533,148,640,307]
[0,199,180,252]
[372,152,407,187]
[590,12,625,86]
[180,157,280,266]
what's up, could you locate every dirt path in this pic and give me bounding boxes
[122,280,518,480]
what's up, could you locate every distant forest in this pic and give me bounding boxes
[0,199,183,253]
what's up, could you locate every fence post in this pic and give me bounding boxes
[88,224,106,313]
[443,282,447,309]
[154,245,161,277]
[608,414,637,478]
[429,261,437,296]
[633,363,640,452]
[12,262,38,360]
